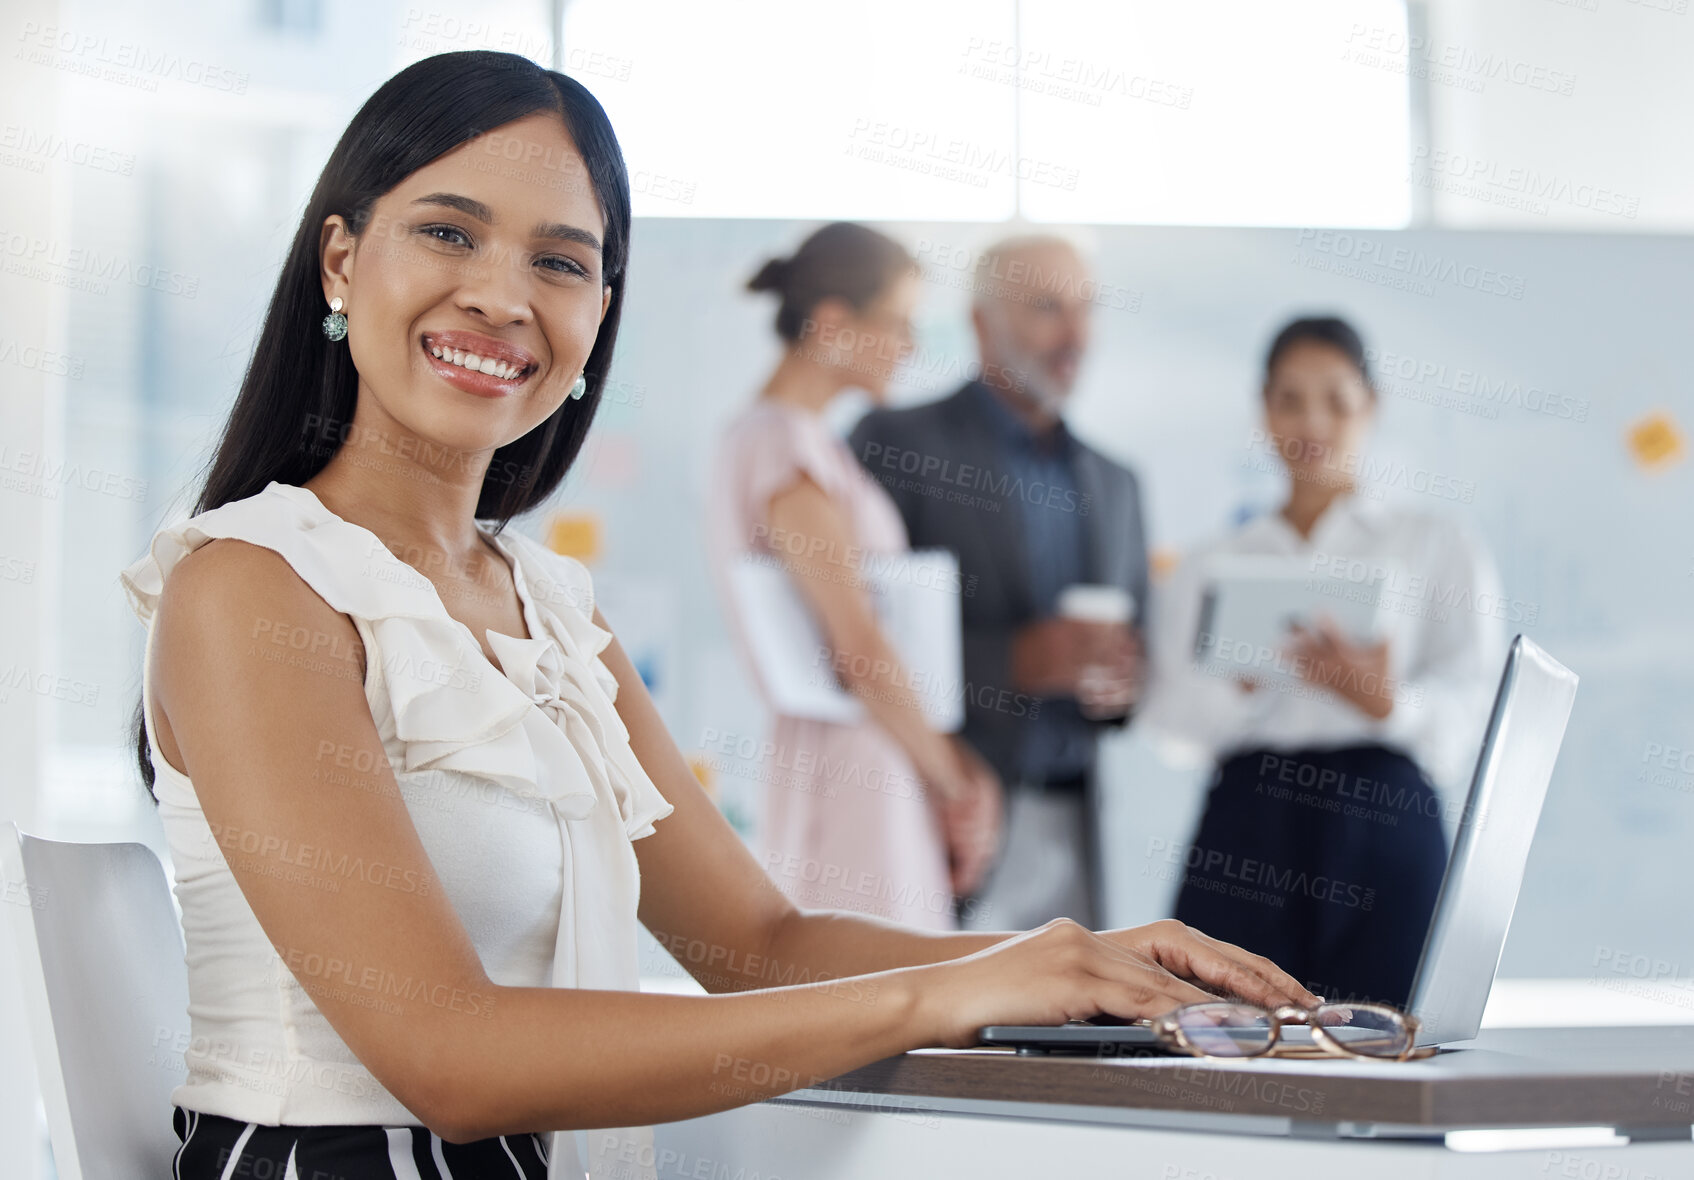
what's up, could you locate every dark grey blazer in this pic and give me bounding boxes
[848,383,1150,786]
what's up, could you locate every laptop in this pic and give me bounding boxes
[978,634,1579,1055]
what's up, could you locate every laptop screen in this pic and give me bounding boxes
[1407,635,1579,1046]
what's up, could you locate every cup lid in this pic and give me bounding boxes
[1056,583,1134,623]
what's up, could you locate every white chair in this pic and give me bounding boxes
[0,821,190,1180]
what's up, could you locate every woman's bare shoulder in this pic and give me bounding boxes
[150,537,365,738]
[160,536,356,635]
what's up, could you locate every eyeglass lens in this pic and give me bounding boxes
[1172,1001,1413,1058]
[1313,1003,1412,1057]
[1171,1003,1275,1057]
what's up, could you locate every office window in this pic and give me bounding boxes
[562,0,1412,227]
[560,0,1020,221]
[1017,0,1413,226]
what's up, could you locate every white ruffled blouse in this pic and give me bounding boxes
[121,480,673,1176]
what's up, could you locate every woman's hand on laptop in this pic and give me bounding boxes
[910,918,1320,1050]
[1100,919,1322,1010]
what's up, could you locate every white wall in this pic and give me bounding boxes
[1421,0,1694,229]
[1,0,66,1170]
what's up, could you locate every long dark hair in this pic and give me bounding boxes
[134,51,632,798]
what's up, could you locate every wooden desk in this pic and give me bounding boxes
[645,1028,1694,1180]
[794,1026,1694,1138]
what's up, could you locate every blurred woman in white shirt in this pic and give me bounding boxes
[1142,315,1508,1009]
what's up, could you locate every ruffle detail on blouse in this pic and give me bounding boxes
[376,614,598,824]
[119,484,443,628]
[494,530,676,840]
[120,481,674,839]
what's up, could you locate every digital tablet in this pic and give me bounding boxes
[1193,554,1382,683]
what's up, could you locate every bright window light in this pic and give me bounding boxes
[1016,0,1413,226]
[560,0,1018,220]
[562,0,1412,227]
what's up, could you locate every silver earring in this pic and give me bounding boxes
[321,296,347,342]
[569,373,588,400]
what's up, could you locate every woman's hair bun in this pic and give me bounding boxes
[748,223,915,342]
[746,256,790,294]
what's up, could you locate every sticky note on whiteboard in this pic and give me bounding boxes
[686,754,716,801]
[1150,546,1180,583]
[1627,411,1685,470]
[547,512,602,563]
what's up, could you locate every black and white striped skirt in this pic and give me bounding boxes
[171,1106,549,1179]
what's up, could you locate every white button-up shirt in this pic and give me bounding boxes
[1141,495,1516,805]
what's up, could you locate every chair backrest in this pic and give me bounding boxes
[1,822,190,1180]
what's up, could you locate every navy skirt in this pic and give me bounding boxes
[171,1106,549,1179]
[1172,744,1449,1008]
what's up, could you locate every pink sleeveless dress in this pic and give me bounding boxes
[708,401,955,931]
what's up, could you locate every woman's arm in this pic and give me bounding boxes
[1288,522,1507,766]
[606,601,1006,987]
[612,602,1314,998]
[155,539,1317,1145]
[762,476,964,795]
[619,580,1321,1046]
[763,473,998,889]
[1368,521,1510,791]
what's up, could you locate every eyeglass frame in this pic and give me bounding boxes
[1148,1002,1435,1062]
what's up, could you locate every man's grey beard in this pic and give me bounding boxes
[994,342,1070,418]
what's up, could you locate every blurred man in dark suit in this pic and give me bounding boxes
[849,235,1148,930]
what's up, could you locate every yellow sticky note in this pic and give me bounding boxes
[1150,546,1180,583]
[687,754,717,801]
[546,512,602,563]
[1628,411,1685,470]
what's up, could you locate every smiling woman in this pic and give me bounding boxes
[121,48,1322,1180]
[170,52,630,543]
[339,172,609,407]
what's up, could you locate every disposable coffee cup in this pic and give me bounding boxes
[1056,584,1134,625]
[1059,584,1136,719]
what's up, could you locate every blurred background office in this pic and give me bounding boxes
[5,0,1694,1175]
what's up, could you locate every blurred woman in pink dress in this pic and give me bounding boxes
[708,223,1001,932]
